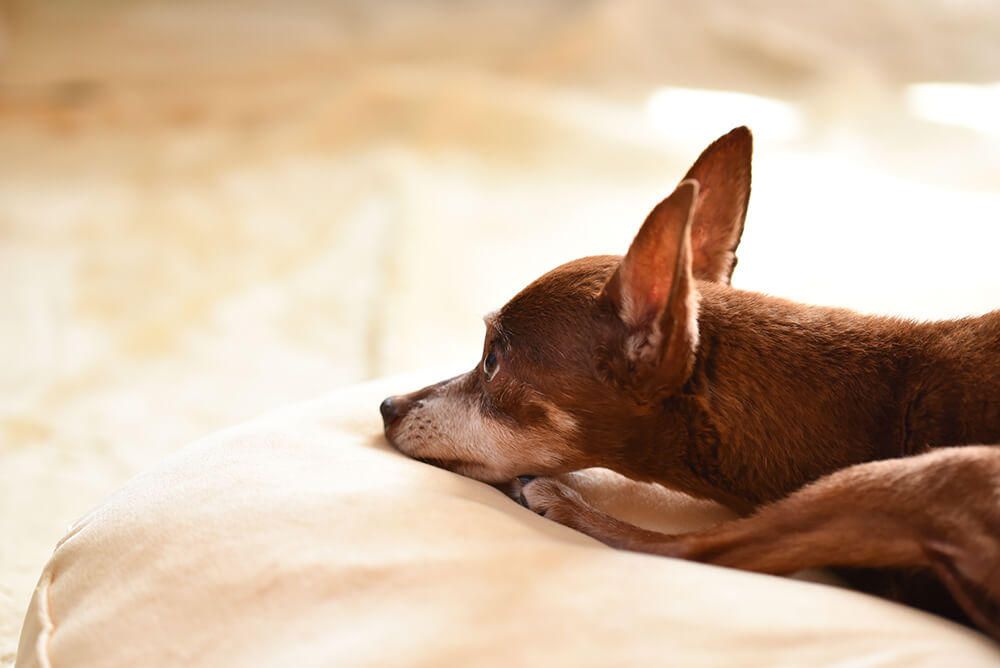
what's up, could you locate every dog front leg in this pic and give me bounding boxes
[512,475,786,560]
[511,476,679,551]
[517,449,1000,642]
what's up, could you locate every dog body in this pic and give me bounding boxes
[381,127,1000,640]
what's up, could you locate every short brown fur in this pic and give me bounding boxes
[381,127,1000,641]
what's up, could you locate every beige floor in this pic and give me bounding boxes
[2,1,1000,664]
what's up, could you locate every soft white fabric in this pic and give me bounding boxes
[15,374,1000,667]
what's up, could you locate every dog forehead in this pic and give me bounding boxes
[492,255,619,360]
[499,256,618,321]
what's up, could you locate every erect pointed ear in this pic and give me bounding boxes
[682,126,753,284]
[600,180,699,397]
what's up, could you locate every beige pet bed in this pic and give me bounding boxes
[15,373,1000,667]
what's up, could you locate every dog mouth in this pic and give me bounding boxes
[414,455,514,484]
[383,426,510,483]
[415,456,466,471]
[382,430,469,474]
[382,433,450,467]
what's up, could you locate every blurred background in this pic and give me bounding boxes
[1,0,999,662]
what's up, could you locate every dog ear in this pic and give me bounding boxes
[682,126,752,284]
[600,180,699,397]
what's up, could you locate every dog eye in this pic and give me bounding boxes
[483,352,499,382]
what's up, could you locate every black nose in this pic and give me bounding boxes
[380,397,399,428]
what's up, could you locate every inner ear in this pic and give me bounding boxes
[600,180,700,396]
[682,126,753,284]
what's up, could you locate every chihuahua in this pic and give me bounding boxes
[380,127,1000,640]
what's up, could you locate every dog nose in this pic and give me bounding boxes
[380,397,399,428]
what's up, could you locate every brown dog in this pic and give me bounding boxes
[380,127,1000,640]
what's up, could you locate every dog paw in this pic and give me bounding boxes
[510,476,587,525]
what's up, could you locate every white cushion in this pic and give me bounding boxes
[16,373,1000,667]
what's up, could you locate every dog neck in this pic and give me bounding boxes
[610,282,1000,511]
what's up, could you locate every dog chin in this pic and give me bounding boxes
[385,437,510,483]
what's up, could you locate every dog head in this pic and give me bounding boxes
[381,127,752,483]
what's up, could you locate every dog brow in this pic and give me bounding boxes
[483,310,500,328]
[483,310,511,345]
